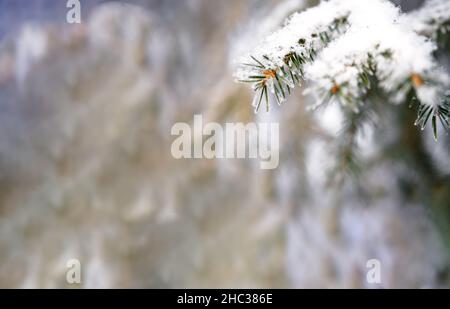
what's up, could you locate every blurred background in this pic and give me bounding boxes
[0,0,448,288]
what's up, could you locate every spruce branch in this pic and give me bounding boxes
[237,15,350,112]
[234,0,450,141]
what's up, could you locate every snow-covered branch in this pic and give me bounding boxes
[234,0,450,140]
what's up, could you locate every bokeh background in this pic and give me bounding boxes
[0,0,448,288]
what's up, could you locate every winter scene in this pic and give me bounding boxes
[0,0,449,289]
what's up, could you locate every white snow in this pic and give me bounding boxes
[235,0,450,111]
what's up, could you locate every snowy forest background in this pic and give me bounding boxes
[0,0,449,288]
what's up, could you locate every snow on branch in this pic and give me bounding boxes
[234,0,450,141]
[406,0,450,48]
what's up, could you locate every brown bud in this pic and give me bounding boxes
[411,73,424,87]
[331,84,340,94]
[263,69,276,79]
